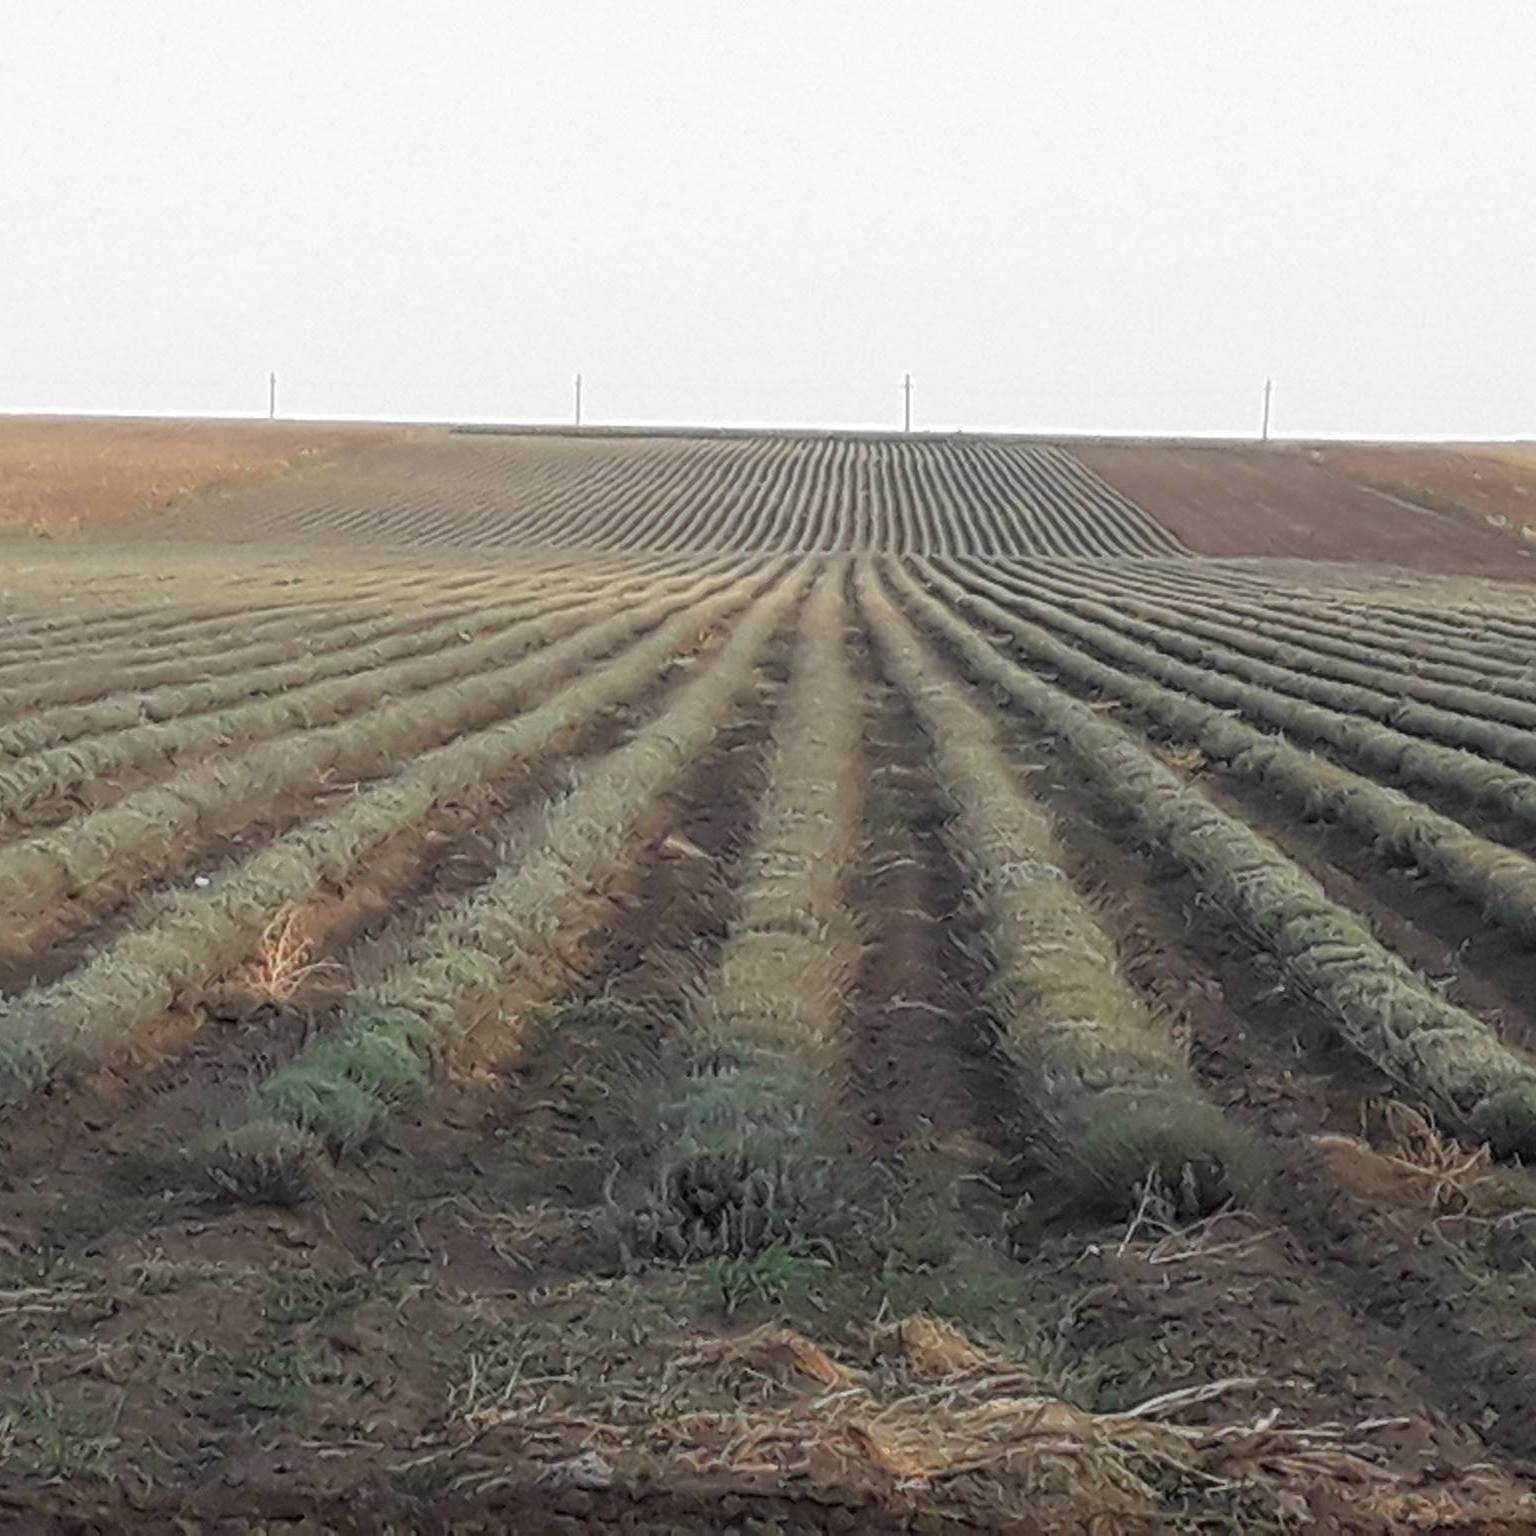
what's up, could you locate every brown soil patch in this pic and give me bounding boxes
[0,416,412,532]
[1315,443,1536,541]
[1077,443,1536,580]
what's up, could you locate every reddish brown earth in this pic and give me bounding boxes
[0,416,412,532]
[1316,443,1536,539]
[1078,443,1536,579]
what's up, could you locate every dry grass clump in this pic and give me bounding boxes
[860,564,1252,1219]
[1315,1099,1499,1215]
[675,1325,861,1389]
[456,1313,1536,1529]
[243,906,339,1004]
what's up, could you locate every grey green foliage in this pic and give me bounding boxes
[0,562,781,1107]
[902,558,1536,1158]
[933,560,1536,947]
[236,561,814,1168]
[622,569,865,1259]
[941,559,1536,828]
[861,562,1251,1217]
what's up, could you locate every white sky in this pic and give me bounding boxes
[2,1,1532,438]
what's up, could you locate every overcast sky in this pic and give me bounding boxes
[2,2,1532,438]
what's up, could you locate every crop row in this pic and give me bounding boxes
[0,562,782,1112]
[0,598,380,700]
[859,565,1249,1215]
[1082,559,1536,676]
[889,559,1536,1157]
[0,554,637,714]
[0,595,316,664]
[625,566,865,1258]
[911,566,1536,955]
[1056,560,1536,697]
[0,559,519,671]
[971,560,1536,767]
[1034,562,1536,723]
[214,563,813,1191]
[0,553,692,756]
[233,433,1187,559]
[1279,583,1536,649]
[0,558,738,830]
[1130,560,1536,658]
[941,561,1536,838]
[0,560,762,936]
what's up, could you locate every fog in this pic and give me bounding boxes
[3,1,1532,439]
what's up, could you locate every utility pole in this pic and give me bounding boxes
[902,372,913,433]
[574,372,582,427]
[1261,377,1273,444]
[268,371,277,421]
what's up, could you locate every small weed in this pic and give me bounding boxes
[263,1267,372,1326]
[0,1391,122,1481]
[224,1347,315,1417]
[124,1256,195,1296]
[703,1246,819,1315]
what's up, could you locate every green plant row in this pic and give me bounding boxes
[0,558,735,825]
[631,565,865,1258]
[917,568,1536,949]
[1060,559,1536,690]
[938,562,1536,835]
[0,599,383,702]
[0,554,690,756]
[0,553,488,672]
[231,561,813,1170]
[0,561,758,927]
[1300,587,1536,650]
[861,564,1250,1217]
[1129,560,1536,660]
[0,592,340,669]
[966,560,1536,771]
[0,550,610,680]
[0,560,782,1110]
[0,557,517,656]
[0,555,647,715]
[895,560,1536,1159]
[1026,561,1536,724]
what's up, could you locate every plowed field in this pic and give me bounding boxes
[0,416,398,533]
[4,425,1536,1533]
[1078,441,1536,578]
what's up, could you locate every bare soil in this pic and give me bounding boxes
[1316,442,1536,541]
[0,416,411,532]
[1077,442,1536,579]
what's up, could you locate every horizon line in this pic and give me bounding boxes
[0,406,1531,450]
